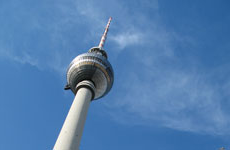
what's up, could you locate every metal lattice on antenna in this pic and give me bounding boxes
[98,17,112,49]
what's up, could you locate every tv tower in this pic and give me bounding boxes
[53,17,114,150]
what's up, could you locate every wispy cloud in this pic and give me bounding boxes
[80,0,230,135]
[105,64,230,135]
[110,31,143,49]
[0,0,81,74]
[0,49,41,69]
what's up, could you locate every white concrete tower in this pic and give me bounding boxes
[53,17,114,150]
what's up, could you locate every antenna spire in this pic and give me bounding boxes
[98,17,112,49]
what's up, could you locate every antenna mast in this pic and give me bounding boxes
[98,17,112,49]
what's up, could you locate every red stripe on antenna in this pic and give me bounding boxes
[98,17,112,49]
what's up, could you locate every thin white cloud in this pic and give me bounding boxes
[0,47,41,69]
[0,0,80,74]
[105,66,230,135]
[84,0,230,135]
[110,31,143,49]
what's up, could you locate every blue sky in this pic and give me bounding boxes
[0,0,230,149]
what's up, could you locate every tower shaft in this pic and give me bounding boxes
[54,17,114,150]
[53,81,95,150]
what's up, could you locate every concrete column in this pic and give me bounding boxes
[54,81,95,150]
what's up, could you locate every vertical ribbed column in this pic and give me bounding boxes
[54,81,95,150]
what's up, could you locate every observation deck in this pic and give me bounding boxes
[65,47,114,100]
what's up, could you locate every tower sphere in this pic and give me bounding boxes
[66,47,114,100]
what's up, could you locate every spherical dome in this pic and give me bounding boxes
[66,48,114,100]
